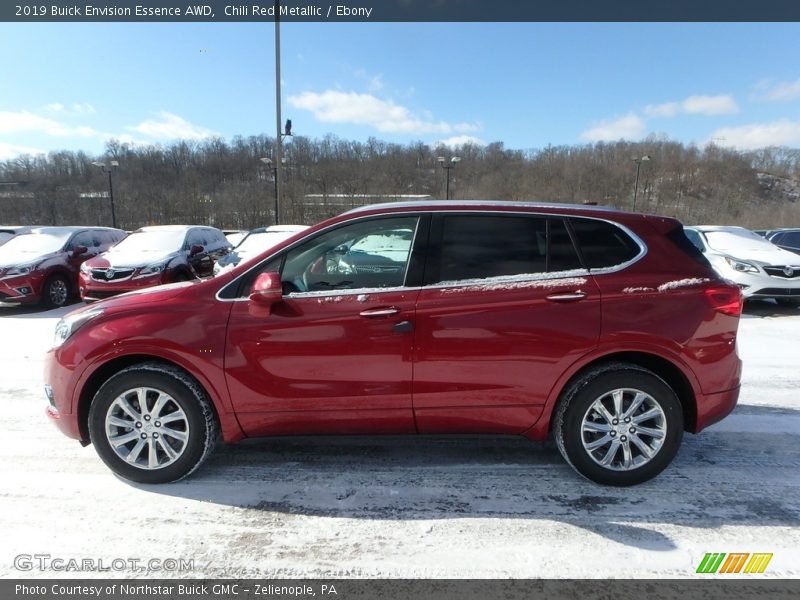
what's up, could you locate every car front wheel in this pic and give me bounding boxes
[41,273,70,308]
[88,362,218,483]
[554,364,683,486]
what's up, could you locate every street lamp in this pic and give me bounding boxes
[631,155,651,212]
[92,160,119,228]
[260,157,279,225]
[437,156,461,200]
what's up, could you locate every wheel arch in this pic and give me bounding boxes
[527,350,698,441]
[75,354,243,444]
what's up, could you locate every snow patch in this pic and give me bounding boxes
[436,270,589,294]
[656,278,710,292]
[622,287,656,294]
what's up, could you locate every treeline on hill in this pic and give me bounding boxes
[1,135,799,230]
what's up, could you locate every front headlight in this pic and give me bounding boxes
[135,262,168,277]
[6,263,36,277]
[53,309,104,348]
[80,262,91,274]
[724,257,759,274]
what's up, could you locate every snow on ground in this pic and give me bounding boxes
[0,300,798,579]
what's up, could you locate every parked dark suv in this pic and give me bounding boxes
[46,201,743,486]
[79,225,231,301]
[0,226,126,308]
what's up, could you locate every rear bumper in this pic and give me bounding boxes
[694,385,740,433]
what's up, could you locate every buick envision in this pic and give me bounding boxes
[45,202,742,486]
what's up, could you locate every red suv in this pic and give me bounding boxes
[44,202,743,486]
[0,226,126,308]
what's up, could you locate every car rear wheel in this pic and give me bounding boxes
[88,362,218,483]
[554,364,683,486]
[41,273,70,308]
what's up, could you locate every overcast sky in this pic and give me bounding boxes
[2,22,800,159]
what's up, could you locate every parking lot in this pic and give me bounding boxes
[0,301,798,578]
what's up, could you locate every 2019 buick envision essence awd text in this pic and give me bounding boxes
[44,201,743,486]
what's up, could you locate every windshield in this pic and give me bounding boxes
[111,230,185,253]
[0,232,70,255]
[705,230,779,253]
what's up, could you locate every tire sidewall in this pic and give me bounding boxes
[88,369,210,484]
[560,369,683,486]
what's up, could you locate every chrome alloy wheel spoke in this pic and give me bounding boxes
[105,387,190,471]
[581,388,667,472]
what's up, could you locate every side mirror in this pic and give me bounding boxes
[249,272,283,306]
[71,245,88,257]
[332,244,349,255]
[189,244,204,257]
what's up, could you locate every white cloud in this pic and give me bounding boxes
[645,95,738,118]
[127,111,217,140]
[0,110,98,137]
[708,120,800,150]
[71,102,96,114]
[644,102,679,118]
[754,78,800,102]
[580,113,645,142]
[435,135,486,148]
[45,103,64,112]
[682,95,738,115]
[288,90,480,135]
[0,142,45,160]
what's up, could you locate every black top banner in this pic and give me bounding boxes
[2,0,800,22]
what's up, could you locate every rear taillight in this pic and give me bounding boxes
[704,286,743,317]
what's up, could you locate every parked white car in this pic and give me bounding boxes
[685,225,800,304]
[214,225,309,275]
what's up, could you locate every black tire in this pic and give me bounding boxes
[553,363,683,486]
[88,362,219,484]
[41,273,71,308]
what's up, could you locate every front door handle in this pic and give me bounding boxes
[545,291,587,303]
[359,306,400,318]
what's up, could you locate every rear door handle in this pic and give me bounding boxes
[545,292,587,303]
[359,306,400,318]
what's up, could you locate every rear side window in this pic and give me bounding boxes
[569,218,641,269]
[428,215,582,284]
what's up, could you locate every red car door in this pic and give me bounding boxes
[412,213,602,434]
[224,215,423,437]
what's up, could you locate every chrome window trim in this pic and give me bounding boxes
[214,209,648,302]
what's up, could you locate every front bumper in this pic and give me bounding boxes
[718,266,800,299]
[43,348,85,442]
[79,271,165,300]
[0,273,41,304]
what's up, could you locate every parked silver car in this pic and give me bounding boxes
[685,225,800,304]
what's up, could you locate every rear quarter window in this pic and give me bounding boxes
[569,218,641,269]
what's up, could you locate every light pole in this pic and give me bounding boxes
[437,156,461,200]
[260,157,279,225]
[92,160,119,228]
[632,155,651,212]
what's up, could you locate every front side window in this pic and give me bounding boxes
[427,215,582,285]
[280,216,419,293]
